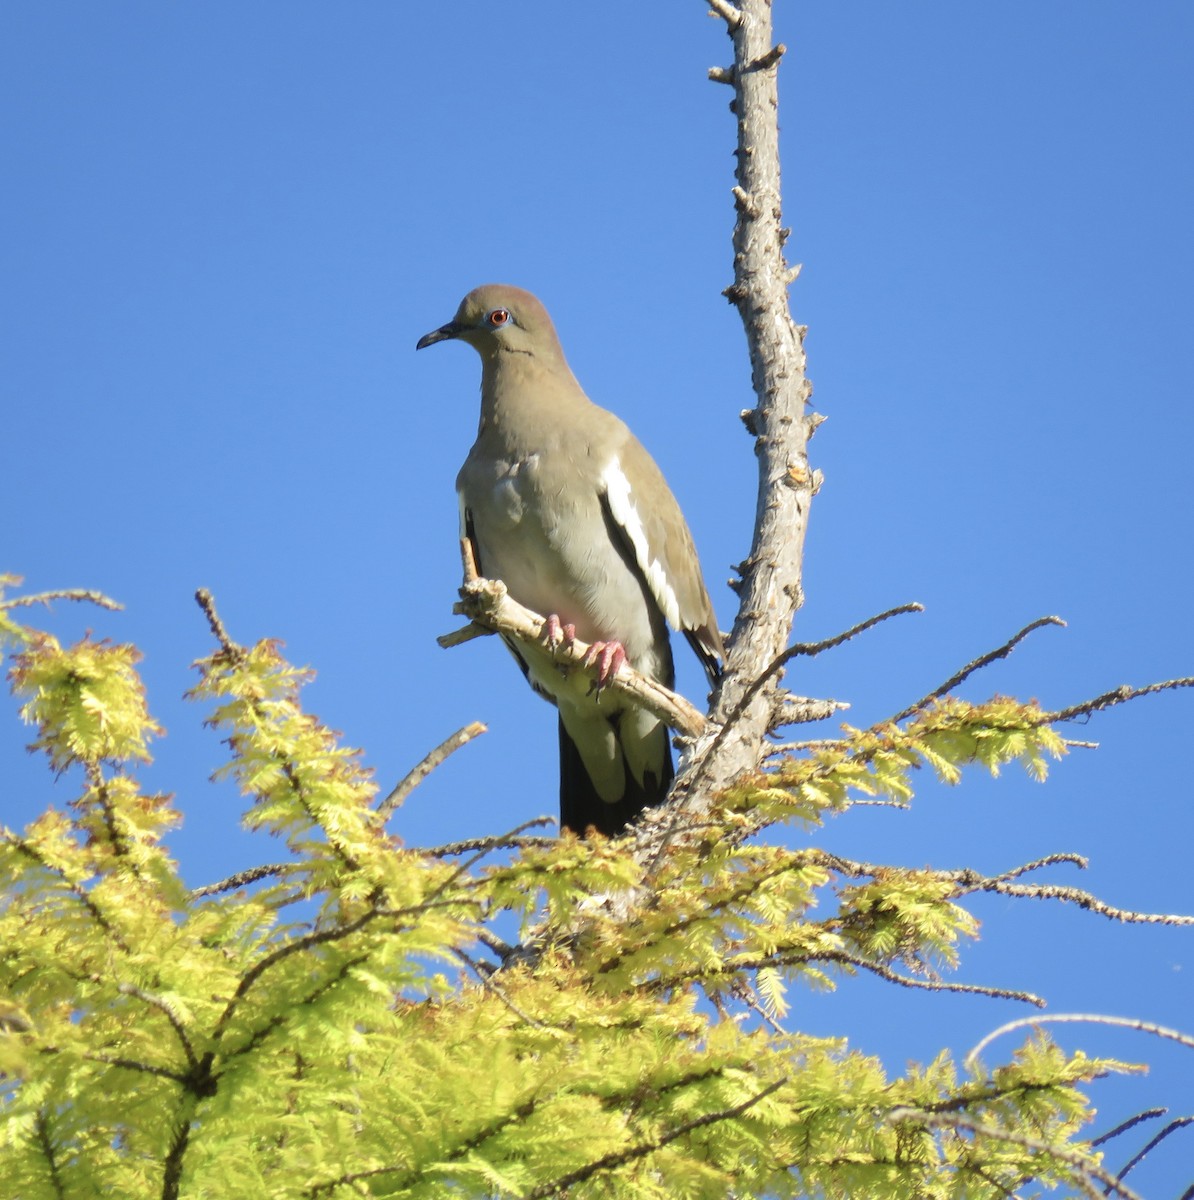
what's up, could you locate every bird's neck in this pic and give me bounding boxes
[478,353,587,446]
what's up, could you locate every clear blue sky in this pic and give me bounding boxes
[3,3,1192,1189]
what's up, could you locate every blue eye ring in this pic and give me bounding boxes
[487,308,511,328]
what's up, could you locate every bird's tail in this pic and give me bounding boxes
[557,717,674,838]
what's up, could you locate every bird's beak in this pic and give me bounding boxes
[416,320,464,350]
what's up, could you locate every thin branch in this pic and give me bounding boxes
[988,853,1088,882]
[419,830,556,859]
[377,721,487,818]
[453,948,550,1028]
[523,1079,785,1199]
[892,616,1066,723]
[1091,1108,1167,1148]
[191,862,297,898]
[1044,676,1194,724]
[965,1013,1194,1069]
[887,1107,1144,1200]
[714,605,919,755]
[194,587,244,661]
[983,881,1194,926]
[1108,1116,1194,1190]
[2,588,123,613]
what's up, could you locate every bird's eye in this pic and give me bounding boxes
[487,308,510,327]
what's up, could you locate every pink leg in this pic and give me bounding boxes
[583,640,627,693]
[543,613,577,651]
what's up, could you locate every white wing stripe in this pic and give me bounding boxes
[602,457,682,629]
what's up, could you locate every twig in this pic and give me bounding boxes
[983,881,1194,926]
[376,721,488,819]
[988,853,1088,882]
[1108,1116,1194,1191]
[721,604,920,748]
[887,1108,1143,1200]
[420,832,556,859]
[191,863,297,898]
[453,948,549,1028]
[1044,677,1194,724]
[2,588,123,612]
[194,588,244,661]
[1091,1108,1167,1148]
[965,1013,1194,1069]
[892,616,1066,723]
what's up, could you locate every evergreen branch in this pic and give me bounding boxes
[594,859,799,976]
[730,978,786,1034]
[34,1110,66,1200]
[79,1051,190,1084]
[965,1013,1194,1070]
[428,816,558,903]
[209,896,479,1043]
[221,954,371,1062]
[891,616,1066,723]
[453,948,549,1028]
[3,831,130,952]
[118,983,199,1073]
[307,1099,541,1197]
[887,1107,1144,1200]
[523,1078,785,1198]
[1108,1116,1194,1190]
[2,588,123,612]
[377,721,488,818]
[1043,676,1194,724]
[1091,1108,1167,1148]
[191,862,298,898]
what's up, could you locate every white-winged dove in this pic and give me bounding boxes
[417,285,723,837]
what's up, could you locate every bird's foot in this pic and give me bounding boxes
[583,640,627,695]
[543,613,577,653]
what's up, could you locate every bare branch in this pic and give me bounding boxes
[1044,676,1194,724]
[706,0,743,28]
[965,1013,1194,1070]
[2,588,123,613]
[1091,1108,1167,1148]
[446,576,709,738]
[194,587,245,661]
[892,616,1066,723]
[1109,1116,1194,1188]
[377,721,488,818]
[192,863,297,898]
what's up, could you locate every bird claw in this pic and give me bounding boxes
[543,613,577,652]
[583,640,627,695]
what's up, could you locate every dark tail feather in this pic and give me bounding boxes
[557,717,674,838]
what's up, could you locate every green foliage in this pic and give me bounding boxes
[0,581,1135,1199]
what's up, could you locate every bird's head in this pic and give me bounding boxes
[416,284,564,363]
